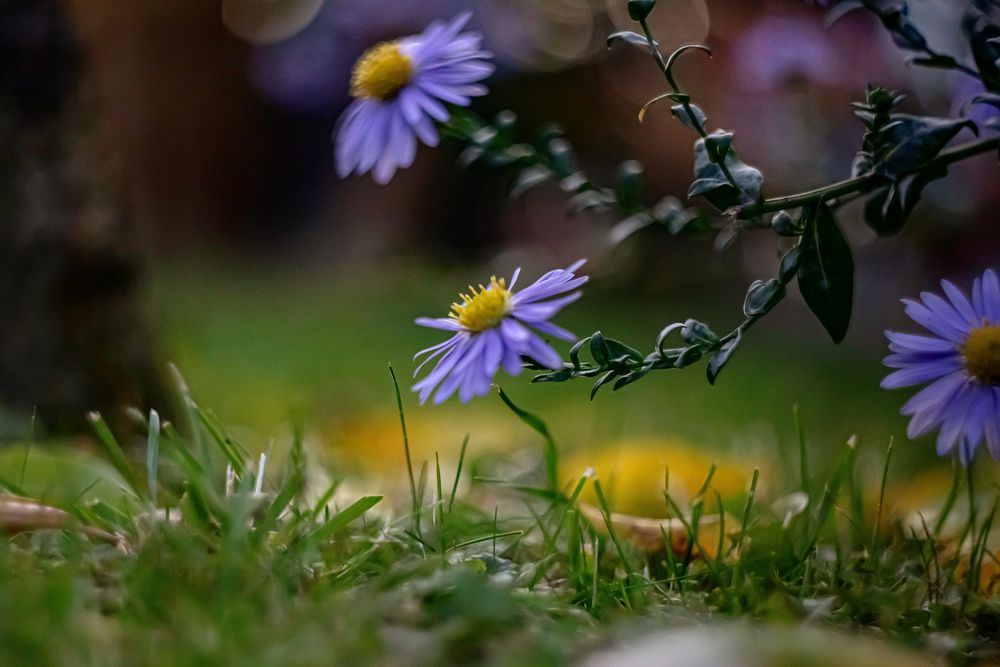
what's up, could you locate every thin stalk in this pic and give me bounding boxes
[870,438,894,552]
[389,365,421,536]
[738,136,1000,220]
[636,20,744,194]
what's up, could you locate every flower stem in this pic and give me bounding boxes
[637,20,745,197]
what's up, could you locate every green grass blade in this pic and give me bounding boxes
[388,365,419,519]
[87,412,141,498]
[447,530,523,553]
[168,363,204,459]
[591,476,635,583]
[732,468,760,557]
[934,458,963,537]
[308,495,383,543]
[146,409,161,508]
[870,438,893,552]
[794,404,810,498]
[804,435,857,557]
[448,434,469,514]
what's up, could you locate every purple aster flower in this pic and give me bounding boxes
[882,269,1000,465]
[413,260,588,404]
[334,12,493,184]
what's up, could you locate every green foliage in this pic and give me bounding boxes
[797,205,855,344]
[0,387,998,665]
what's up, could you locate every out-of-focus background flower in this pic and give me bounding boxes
[2,0,998,505]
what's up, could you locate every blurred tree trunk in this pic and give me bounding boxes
[0,0,167,436]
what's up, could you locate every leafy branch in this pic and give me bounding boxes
[441,109,710,240]
[738,134,1000,223]
[445,0,1000,395]
[826,0,983,79]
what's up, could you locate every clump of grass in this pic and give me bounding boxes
[0,374,997,666]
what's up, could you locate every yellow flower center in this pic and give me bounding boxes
[350,41,414,101]
[963,324,1000,385]
[450,276,512,333]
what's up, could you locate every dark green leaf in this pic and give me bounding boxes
[744,279,785,317]
[879,7,928,51]
[680,319,719,347]
[607,31,651,49]
[875,114,977,177]
[531,369,574,383]
[566,190,613,214]
[797,205,855,343]
[779,246,801,283]
[493,110,518,138]
[690,139,764,211]
[508,166,550,198]
[559,172,590,193]
[608,215,650,245]
[705,130,734,163]
[964,4,1000,92]
[907,54,959,69]
[673,346,703,368]
[707,331,742,385]
[864,164,948,236]
[688,177,730,198]
[823,1,863,29]
[589,332,611,367]
[771,210,802,237]
[652,196,709,235]
[590,370,617,400]
[603,337,645,365]
[669,213,711,236]
[613,365,652,391]
[615,160,643,207]
[470,125,498,146]
[546,138,577,176]
[671,103,707,132]
[458,146,486,168]
[627,0,656,21]
[569,337,589,370]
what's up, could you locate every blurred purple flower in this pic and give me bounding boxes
[334,12,493,184]
[730,13,842,91]
[248,0,471,113]
[413,260,588,404]
[882,269,1000,465]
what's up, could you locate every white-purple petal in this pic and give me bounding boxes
[885,331,957,354]
[880,357,960,389]
[940,280,979,327]
[902,299,968,342]
[983,269,1000,323]
[512,293,583,322]
[416,317,462,331]
[524,319,577,342]
[935,383,972,457]
[413,335,461,377]
[883,351,960,370]
[523,333,564,370]
[902,372,967,438]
